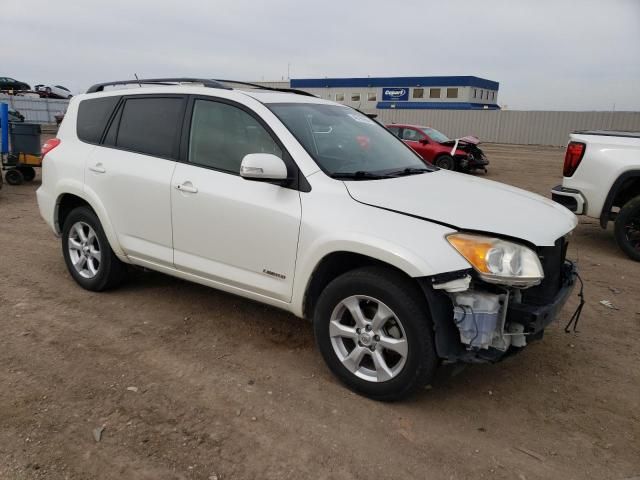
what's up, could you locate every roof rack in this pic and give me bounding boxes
[213,79,317,97]
[86,78,231,93]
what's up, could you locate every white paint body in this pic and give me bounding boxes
[37,85,577,318]
[35,84,73,99]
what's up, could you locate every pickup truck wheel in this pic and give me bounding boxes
[61,207,127,291]
[435,155,455,171]
[313,267,438,401]
[615,195,640,261]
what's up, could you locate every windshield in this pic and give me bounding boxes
[269,103,432,178]
[421,127,449,143]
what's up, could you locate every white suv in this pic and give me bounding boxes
[37,78,578,400]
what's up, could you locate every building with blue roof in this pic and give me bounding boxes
[281,76,500,110]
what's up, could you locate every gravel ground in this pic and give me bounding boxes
[0,143,639,480]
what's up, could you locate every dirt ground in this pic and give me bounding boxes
[1,143,639,480]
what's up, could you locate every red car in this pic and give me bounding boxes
[386,124,489,173]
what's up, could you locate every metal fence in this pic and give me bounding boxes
[375,109,640,146]
[0,94,70,124]
[2,92,639,146]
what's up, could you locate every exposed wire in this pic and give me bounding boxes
[564,271,585,333]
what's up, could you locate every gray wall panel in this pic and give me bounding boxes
[375,109,640,146]
[0,94,69,124]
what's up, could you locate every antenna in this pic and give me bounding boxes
[134,73,142,88]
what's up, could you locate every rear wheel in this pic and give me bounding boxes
[435,155,455,171]
[614,195,640,261]
[62,207,127,291]
[313,267,438,401]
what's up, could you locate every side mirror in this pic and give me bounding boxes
[420,138,429,144]
[240,153,288,182]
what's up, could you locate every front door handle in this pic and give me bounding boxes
[89,163,106,174]
[175,182,198,194]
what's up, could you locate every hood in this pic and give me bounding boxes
[344,170,577,246]
[441,136,480,146]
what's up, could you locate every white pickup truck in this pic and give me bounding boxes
[552,130,640,261]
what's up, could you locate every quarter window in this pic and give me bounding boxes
[413,88,424,99]
[446,88,458,99]
[188,99,282,174]
[77,96,120,144]
[114,97,184,158]
[429,88,441,99]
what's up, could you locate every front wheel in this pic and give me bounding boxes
[435,155,456,170]
[313,267,438,401]
[614,195,640,261]
[62,207,127,291]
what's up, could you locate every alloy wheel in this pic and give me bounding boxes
[68,221,102,279]
[329,295,408,382]
[624,216,640,252]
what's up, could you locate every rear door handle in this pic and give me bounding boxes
[89,163,106,174]
[175,182,198,194]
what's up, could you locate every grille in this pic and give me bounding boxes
[521,237,568,306]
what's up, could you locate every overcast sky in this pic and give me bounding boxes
[2,0,639,110]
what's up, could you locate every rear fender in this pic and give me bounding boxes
[55,183,126,258]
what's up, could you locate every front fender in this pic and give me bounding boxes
[289,205,471,317]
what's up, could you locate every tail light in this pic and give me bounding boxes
[41,138,61,159]
[563,141,585,177]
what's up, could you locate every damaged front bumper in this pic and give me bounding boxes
[422,261,578,364]
[457,153,489,170]
[505,262,577,340]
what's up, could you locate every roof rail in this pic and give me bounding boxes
[86,78,231,93]
[213,79,317,97]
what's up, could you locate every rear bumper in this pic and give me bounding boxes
[551,185,585,215]
[36,186,57,234]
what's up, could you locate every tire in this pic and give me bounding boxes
[313,266,438,401]
[5,168,24,185]
[614,195,640,262]
[61,207,127,291]
[17,166,36,182]
[435,155,456,171]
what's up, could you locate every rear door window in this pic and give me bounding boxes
[77,96,120,144]
[112,97,185,159]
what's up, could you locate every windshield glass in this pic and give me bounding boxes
[269,103,432,177]
[421,127,449,143]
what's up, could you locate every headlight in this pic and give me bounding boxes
[447,233,544,287]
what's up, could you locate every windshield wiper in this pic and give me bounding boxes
[330,171,389,180]
[386,167,432,177]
